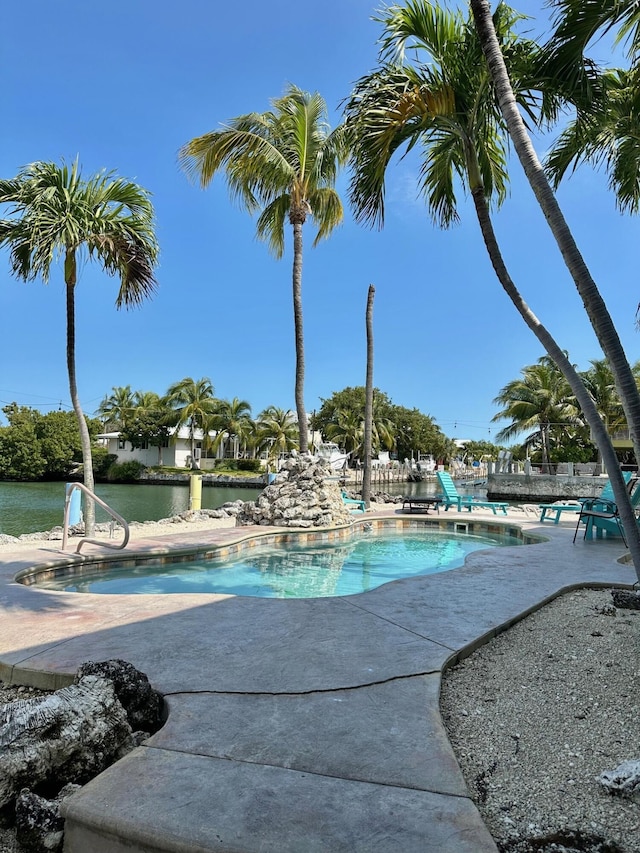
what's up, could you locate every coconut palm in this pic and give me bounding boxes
[346,0,640,577]
[211,397,253,459]
[468,1,640,480]
[255,406,299,464]
[546,0,640,67]
[493,360,578,469]
[325,410,363,458]
[164,377,218,467]
[98,385,136,431]
[362,285,376,507]
[179,85,348,453]
[545,67,640,219]
[0,160,158,535]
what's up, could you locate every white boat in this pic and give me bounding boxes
[315,442,350,471]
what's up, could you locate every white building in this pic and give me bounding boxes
[96,426,231,470]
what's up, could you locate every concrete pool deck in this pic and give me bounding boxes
[0,509,636,853]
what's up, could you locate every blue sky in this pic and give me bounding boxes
[1,1,638,443]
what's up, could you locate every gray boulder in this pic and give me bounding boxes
[0,676,133,810]
[75,658,163,733]
[15,784,81,853]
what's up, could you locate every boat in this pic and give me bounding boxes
[406,455,436,481]
[314,442,350,471]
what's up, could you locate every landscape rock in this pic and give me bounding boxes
[611,589,640,610]
[74,659,163,733]
[598,759,640,801]
[0,676,133,810]
[236,455,354,528]
[15,784,81,853]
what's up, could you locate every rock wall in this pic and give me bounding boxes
[236,455,354,528]
[488,473,612,503]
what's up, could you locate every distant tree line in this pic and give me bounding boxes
[0,404,102,481]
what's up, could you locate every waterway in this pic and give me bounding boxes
[0,481,263,537]
[0,478,489,538]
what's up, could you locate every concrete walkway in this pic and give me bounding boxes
[0,511,635,853]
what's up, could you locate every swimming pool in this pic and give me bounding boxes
[32,528,525,598]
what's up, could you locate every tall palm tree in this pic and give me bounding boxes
[211,397,253,459]
[345,0,640,578]
[545,67,640,218]
[164,377,218,467]
[468,1,640,480]
[98,385,136,431]
[326,409,363,458]
[362,285,376,506]
[255,406,299,464]
[0,160,158,535]
[493,360,578,469]
[546,0,640,67]
[179,85,348,453]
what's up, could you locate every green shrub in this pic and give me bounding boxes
[236,458,261,473]
[93,449,118,479]
[106,460,147,483]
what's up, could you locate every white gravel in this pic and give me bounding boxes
[440,587,640,853]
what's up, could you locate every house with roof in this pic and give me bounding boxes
[96,425,237,470]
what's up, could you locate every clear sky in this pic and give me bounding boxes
[1,1,637,443]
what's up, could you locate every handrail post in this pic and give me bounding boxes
[61,482,130,553]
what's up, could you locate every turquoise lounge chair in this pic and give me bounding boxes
[539,472,632,524]
[341,490,366,513]
[574,477,640,544]
[436,471,508,515]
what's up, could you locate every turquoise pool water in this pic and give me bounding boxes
[36,530,523,598]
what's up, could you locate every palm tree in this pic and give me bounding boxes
[545,67,640,218]
[164,377,218,467]
[546,0,640,68]
[325,409,363,458]
[362,285,376,506]
[0,160,158,535]
[98,385,136,431]
[345,0,640,578]
[179,85,348,453]
[468,1,640,480]
[493,360,578,469]
[211,397,253,459]
[255,406,299,465]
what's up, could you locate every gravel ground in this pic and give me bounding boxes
[441,587,640,853]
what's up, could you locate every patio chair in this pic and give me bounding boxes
[573,477,640,544]
[539,471,633,524]
[341,491,366,513]
[436,471,508,515]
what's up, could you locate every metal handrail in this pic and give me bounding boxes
[62,483,130,554]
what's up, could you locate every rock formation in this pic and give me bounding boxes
[0,661,163,853]
[236,455,355,527]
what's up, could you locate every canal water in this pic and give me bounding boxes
[0,478,488,538]
[0,481,263,537]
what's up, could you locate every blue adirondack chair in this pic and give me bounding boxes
[436,471,508,515]
[539,471,632,524]
[574,477,640,544]
[341,491,366,513]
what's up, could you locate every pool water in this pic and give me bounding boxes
[37,530,523,598]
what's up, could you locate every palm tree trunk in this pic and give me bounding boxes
[471,187,640,580]
[292,221,309,453]
[470,0,640,469]
[362,285,375,507]
[65,249,95,537]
